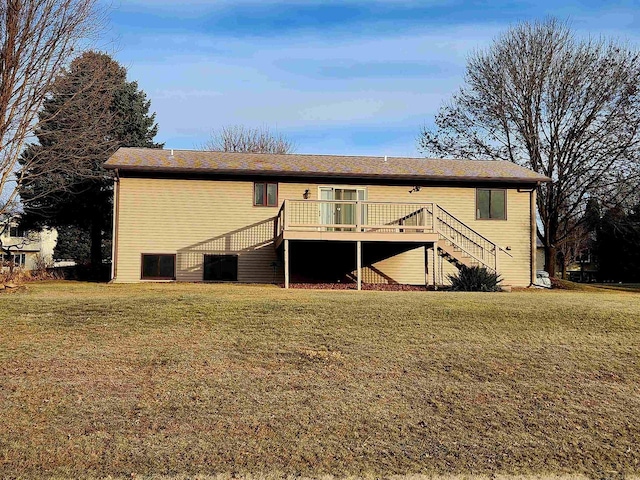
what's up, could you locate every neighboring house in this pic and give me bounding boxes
[0,218,57,271]
[105,148,550,288]
[535,237,599,281]
[566,250,598,282]
[536,237,546,272]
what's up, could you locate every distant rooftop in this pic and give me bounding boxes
[105,148,551,184]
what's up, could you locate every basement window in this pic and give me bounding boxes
[203,254,238,281]
[254,182,278,207]
[476,189,506,220]
[141,254,176,280]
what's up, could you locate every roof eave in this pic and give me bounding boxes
[104,164,551,184]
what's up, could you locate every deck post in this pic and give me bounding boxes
[432,204,437,232]
[424,244,429,288]
[433,241,439,290]
[284,200,289,231]
[356,241,362,291]
[284,239,290,289]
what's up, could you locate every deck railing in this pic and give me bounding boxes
[276,200,435,236]
[276,199,501,271]
[434,205,497,270]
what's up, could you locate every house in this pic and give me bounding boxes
[536,237,599,282]
[105,148,550,288]
[0,218,57,271]
[536,237,546,272]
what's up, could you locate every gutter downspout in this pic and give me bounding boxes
[110,169,120,282]
[530,187,537,287]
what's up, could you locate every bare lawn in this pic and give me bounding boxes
[0,282,639,479]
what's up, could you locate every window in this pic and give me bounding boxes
[141,254,176,280]
[15,254,25,267]
[203,254,238,281]
[476,189,506,220]
[2,254,25,267]
[9,225,26,238]
[254,182,278,207]
[576,251,592,263]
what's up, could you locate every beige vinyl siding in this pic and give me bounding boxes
[114,178,534,286]
[116,178,305,283]
[367,247,426,285]
[361,185,532,286]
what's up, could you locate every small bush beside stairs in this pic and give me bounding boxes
[448,265,503,292]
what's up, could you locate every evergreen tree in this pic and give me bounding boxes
[53,225,91,265]
[596,206,640,282]
[19,51,162,277]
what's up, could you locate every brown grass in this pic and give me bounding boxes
[549,278,598,291]
[594,283,640,293]
[0,282,639,479]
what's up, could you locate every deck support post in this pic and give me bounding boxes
[356,241,362,291]
[424,244,429,288]
[433,241,439,290]
[284,239,290,289]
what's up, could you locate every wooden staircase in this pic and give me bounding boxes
[354,205,503,277]
[433,205,502,273]
[437,240,476,269]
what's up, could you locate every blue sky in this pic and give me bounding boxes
[100,0,640,156]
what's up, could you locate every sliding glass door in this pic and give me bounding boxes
[319,187,366,230]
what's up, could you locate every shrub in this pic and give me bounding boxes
[0,266,24,284]
[32,254,52,277]
[448,265,503,292]
[0,254,59,285]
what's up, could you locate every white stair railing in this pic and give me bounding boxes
[434,205,498,271]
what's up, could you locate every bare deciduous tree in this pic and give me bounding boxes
[555,223,590,279]
[202,125,296,154]
[0,0,104,220]
[419,18,640,276]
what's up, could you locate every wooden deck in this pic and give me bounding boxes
[274,199,439,248]
[278,229,439,243]
[274,199,502,290]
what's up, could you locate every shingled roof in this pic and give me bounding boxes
[105,148,550,183]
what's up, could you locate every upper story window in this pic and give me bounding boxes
[9,225,26,238]
[576,251,592,263]
[254,182,278,207]
[476,189,506,220]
